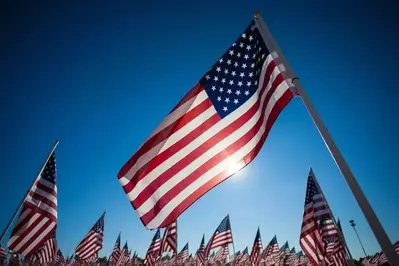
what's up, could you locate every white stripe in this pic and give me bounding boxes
[13,216,49,253]
[134,56,280,213]
[300,236,318,264]
[137,60,287,217]
[26,225,55,257]
[146,68,289,228]
[123,55,275,189]
[8,211,40,248]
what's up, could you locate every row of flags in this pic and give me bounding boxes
[1,13,399,266]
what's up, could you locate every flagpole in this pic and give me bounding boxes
[0,140,59,243]
[310,168,354,264]
[253,11,399,265]
[227,214,236,266]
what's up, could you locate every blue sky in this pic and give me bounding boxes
[1,0,398,260]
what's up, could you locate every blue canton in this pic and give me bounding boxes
[216,216,231,233]
[200,20,270,119]
[93,213,105,232]
[42,153,57,184]
[305,174,320,205]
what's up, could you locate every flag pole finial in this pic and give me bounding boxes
[254,11,261,19]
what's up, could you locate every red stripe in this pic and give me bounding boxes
[133,63,280,209]
[118,84,202,179]
[28,191,57,211]
[35,181,57,198]
[139,72,287,225]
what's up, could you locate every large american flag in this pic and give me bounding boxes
[8,151,58,257]
[160,221,177,255]
[196,234,206,266]
[250,228,262,266]
[33,234,57,264]
[109,233,122,263]
[205,216,233,257]
[145,229,161,266]
[117,18,294,229]
[75,212,105,261]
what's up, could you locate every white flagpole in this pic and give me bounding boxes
[0,140,59,243]
[253,11,399,265]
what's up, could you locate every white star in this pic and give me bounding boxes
[213,76,219,82]
[261,54,265,59]
[227,88,232,94]
[244,54,249,60]
[234,62,239,67]
[232,43,236,47]
[249,35,253,41]
[242,33,246,39]
[231,71,236,76]
[211,85,216,91]
[235,90,241,96]
[216,67,221,72]
[237,52,241,58]
[223,106,228,112]
[225,98,230,103]
[238,81,243,87]
[224,69,229,74]
[246,45,251,51]
[251,63,255,68]
[234,99,239,104]
[229,80,234,85]
[242,63,247,69]
[205,75,210,80]
[217,96,222,101]
[240,43,244,48]
[227,59,232,65]
[240,72,245,78]
[247,81,251,87]
[219,87,224,92]
[249,72,254,77]
[258,47,262,51]
[229,50,234,56]
[221,78,226,84]
[254,80,258,85]
[252,54,256,59]
[244,90,250,96]
[219,58,224,63]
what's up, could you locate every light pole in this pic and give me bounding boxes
[350,220,367,257]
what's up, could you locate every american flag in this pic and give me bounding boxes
[262,235,279,264]
[55,249,66,266]
[205,216,233,257]
[250,228,262,266]
[8,151,58,257]
[0,244,8,264]
[238,247,249,264]
[9,252,20,266]
[177,243,189,263]
[110,233,122,263]
[324,237,347,266]
[280,242,290,257]
[196,234,206,266]
[33,233,57,264]
[145,229,161,266]
[299,169,329,265]
[75,212,105,261]
[160,221,177,255]
[117,18,294,229]
[214,245,229,263]
[87,252,98,263]
[117,242,131,266]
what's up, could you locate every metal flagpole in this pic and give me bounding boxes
[227,214,236,266]
[0,140,59,243]
[310,168,354,264]
[253,11,399,265]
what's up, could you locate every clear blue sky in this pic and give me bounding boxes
[1,0,398,260]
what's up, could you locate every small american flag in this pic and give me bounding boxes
[299,169,328,265]
[160,221,177,255]
[33,232,57,264]
[117,242,130,266]
[213,245,229,263]
[8,151,58,258]
[196,234,206,266]
[262,235,279,264]
[110,233,122,263]
[324,237,347,266]
[205,215,233,257]
[250,228,262,266]
[55,249,66,266]
[238,247,249,264]
[145,229,161,266]
[75,212,105,261]
[177,243,189,263]
[118,18,293,229]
